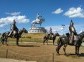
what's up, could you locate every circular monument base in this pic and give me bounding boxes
[28,27,46,33]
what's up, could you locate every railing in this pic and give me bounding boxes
[0,49,55,62]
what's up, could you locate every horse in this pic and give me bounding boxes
[43,33,59,45]
[1,28,28,46]
[0,32,8,45]
[56,32,84,55]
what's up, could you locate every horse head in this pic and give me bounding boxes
[22,28,28,33]
[55,33,60,36]
[79,31,84,38]
[19,28,28,35]
[66,33,70,37]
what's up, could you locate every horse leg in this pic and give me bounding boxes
[43,39,46,45]
[56,46,60,54]
[5,39,8,46]
[77,46,80,55]
[16,38,19,46]
[75,46,78,55]
[2,40,4,45]
[56,39,63,55]
[2,41,4,45]
[63,44,67,55]
[53,39,55,45]
[75,46,80,55]
[47,40,48,45]
[1,40,4,45]
[56,45,62,55]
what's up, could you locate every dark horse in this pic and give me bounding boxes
[56,32,84,55]
[1,28,28,46]
[43,33,59,45]
[1,32,8,45]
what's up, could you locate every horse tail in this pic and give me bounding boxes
[57,37,62,46]
[43,36,46,43]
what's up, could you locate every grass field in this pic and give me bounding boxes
[0,33,84,62]
[6,33,59,46]
[0,43,84,62]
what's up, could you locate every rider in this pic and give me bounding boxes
[8,20,18,37]
[49,27,53,39]
[69,20,77,44]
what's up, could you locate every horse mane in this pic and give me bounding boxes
[18,28,28,36]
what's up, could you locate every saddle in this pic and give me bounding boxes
[69,36,74,45]
[49,33,53,40]
[69,34,79,45]
[8,30,18,38]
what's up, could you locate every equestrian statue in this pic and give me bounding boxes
[43,27,59,45]
[1,20,28,46]
[56,20,84,55]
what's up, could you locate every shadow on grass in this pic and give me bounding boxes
[18,45,40,47]
[78,53,84,57]
[65,53,84,57]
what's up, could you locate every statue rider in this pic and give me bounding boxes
[49,27,53,39]
[49,27,52,34]
[8,20,18,37]
[69,20,77,44]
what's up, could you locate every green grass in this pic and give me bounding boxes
[7,33,45,43]
[0,33,59,45]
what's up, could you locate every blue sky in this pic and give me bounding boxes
[0,0,84,34]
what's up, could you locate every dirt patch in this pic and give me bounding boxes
[0,58,36,62]
[0,42,84,62]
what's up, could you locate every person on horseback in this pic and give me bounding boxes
[69,20,77,44]
[8,20,18,37]
[49,27,53,40]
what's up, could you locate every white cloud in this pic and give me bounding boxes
[0,12,29,27]
[64,7,84,18]
[52,8,63,14]
[6,12,21,16]
[0,23,6,27]
[74,24,84,34]
[45,25,69,35]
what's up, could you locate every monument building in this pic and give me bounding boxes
[28,14,46,33]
